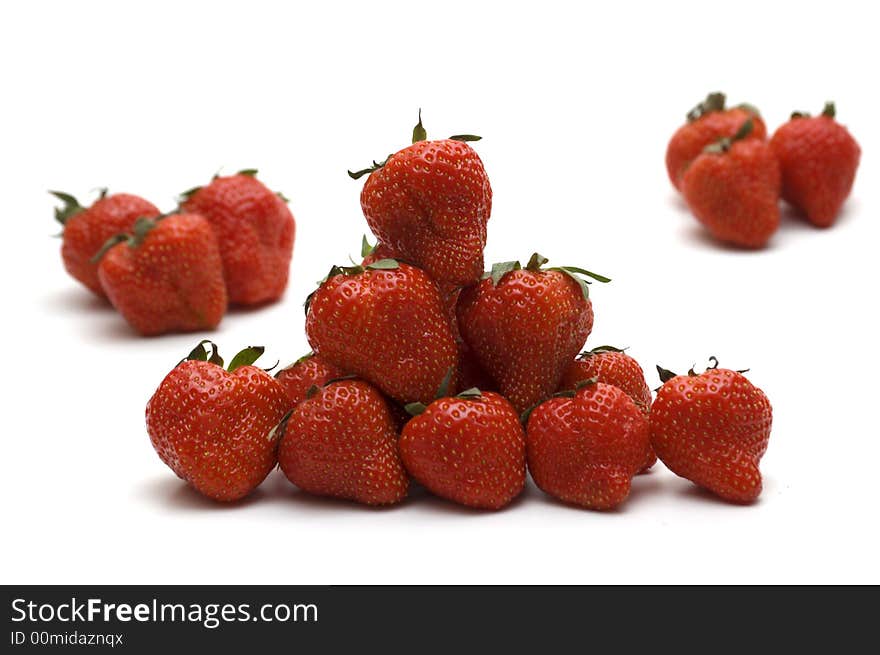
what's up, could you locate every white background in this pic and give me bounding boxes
[2,0,878,584]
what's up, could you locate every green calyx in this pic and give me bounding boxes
[735,102,761,117]
[276,351,314,377]
[404,382,485,417]
[183,340,266,372]
[303,259,400,315]
[791,101,836,120]
[178,186,202,202]
[361,234,377,258]
[688,356,719,376]
[49,190,84,226]
[89,215,162,263]
[349,110,481,181]
[703,118,754,154]
[686,92,726,122]
[578,345,627,359]
[412,108,482,143]
[412,108,428,143]
[348,155,393,180]
[405,367,483,416]
[483,253,610,301]
[405,367,456,415]
[656,356,748,386]
[324,259,400,279]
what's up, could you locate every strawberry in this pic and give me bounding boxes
[94,213,227,336]
[558,346,656,472]
[651,358,772,503]
[666,92,767,190]
[351,111,492,287]
[525,381,651,510]
[146,341,289,502]
[769,102,861,227]
[305,259,458,405]
[362,236,491,393]
[278,379,408,505]
[681,119,781,248]
[275,352,347,407]
[400,389,525,510]
[456,253,609,413]
[180,169,295,305]
[51,190,159,298]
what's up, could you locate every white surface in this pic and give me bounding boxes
[2,0,878,585]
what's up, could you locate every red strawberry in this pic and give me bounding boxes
[682,119,781,248]
[95,213,227,336]
[51,190,159,297]
[456,253,609,413]
[180,169,295,305]
[651,359,772,503]
[769,102,861,227]
[146,341,289,502]
[400,389,525,510]
[351,112,492,287]
[275,352,347,407]
[558,346,656,472]
[278,379,408,505]
[666,92,767,190]
[525,381,651,510]
[362,236,491,393]
[306,259,458,405]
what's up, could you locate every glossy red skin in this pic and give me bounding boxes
[278,380,408,505]
[146,361,289,502]
[361,139,492,287]
[666,108,767,191]
[526,383,651,510]
[559,351,656,472]
[275,354,347,408]
[457,269,594,413]
[181,173,295,305]
[362,258,492,394]
[400,391,525,510]
[651,369,772,503]
[682,139,781,249]
[60,193,159,297]
[306,262,458,405]
[98,213,227,336]
[769,115,860,227]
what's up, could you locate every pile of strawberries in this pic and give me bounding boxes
[666,92,861,248]
[146,113,774,511]
[51,170,295,335]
